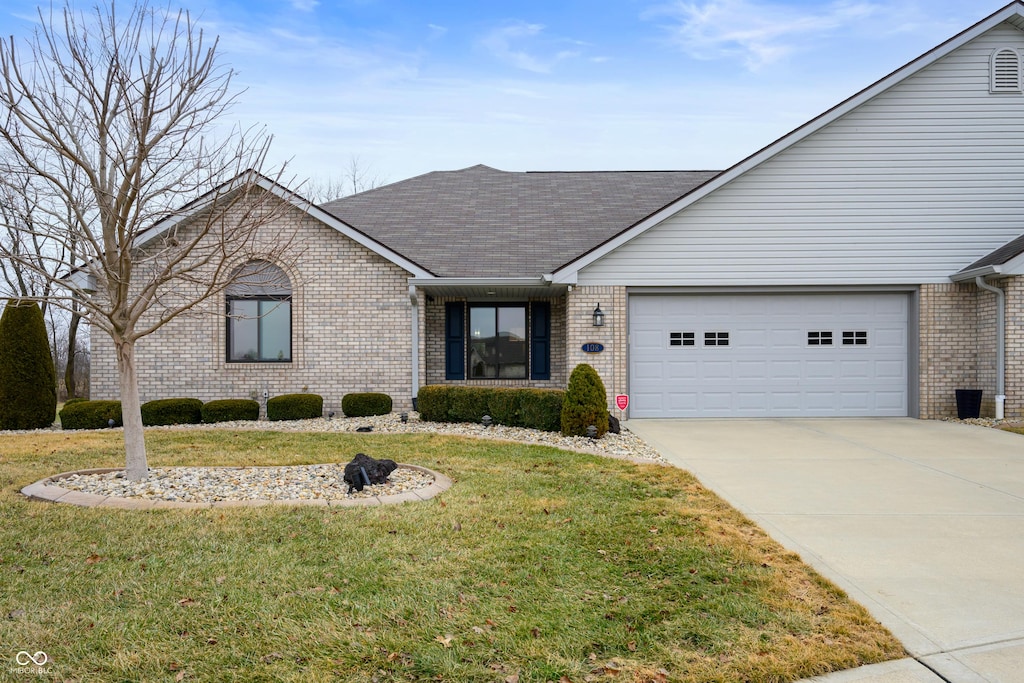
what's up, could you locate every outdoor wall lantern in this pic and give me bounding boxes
[592,303,605,327]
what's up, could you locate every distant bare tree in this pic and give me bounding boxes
[0,1,296,479]
[302,155,387,203]
[0,172,87,398]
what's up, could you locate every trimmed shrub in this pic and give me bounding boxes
[561,363,609,438]
[520,389,564,432]
[202,399,259,424]
[60,400,123,430]
[141,398,203,426]
[416,385,451,422]
[63,397,89,406]
[0,299,57,430]
[341,392,392,418]
[487,388,521,427]
[448,386,490,423]
[416,385,564,432]
[267,393,323,421]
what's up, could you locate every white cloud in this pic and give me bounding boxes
[289,0,319,12]
[650,0,880,70]
[479,21,581,74]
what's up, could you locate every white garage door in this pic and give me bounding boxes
[629,293,909,418]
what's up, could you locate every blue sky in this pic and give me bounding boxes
[0,0,1015,186]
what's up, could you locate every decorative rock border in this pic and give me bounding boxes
[20,464,451,510]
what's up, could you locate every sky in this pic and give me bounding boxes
[0,0,1016,188]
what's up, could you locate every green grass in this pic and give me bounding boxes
[0,430,903,682]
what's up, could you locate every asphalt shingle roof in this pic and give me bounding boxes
[319,164,720,277]
[961,233,1024,272]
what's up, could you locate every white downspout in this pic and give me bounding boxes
[975,276,1006,419]
[409,285,420,409]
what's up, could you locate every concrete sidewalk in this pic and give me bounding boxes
[627,418,1024,683]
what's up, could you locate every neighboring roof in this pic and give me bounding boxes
[548,0,1024,283]
[319,165,720,278]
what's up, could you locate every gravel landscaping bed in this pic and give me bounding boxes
[149,411,668,463]
[58,463,435,503]
[46,413,665,503]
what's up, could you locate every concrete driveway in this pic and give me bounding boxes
[627,418,1024,683]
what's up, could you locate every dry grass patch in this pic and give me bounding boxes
[0,429,903,681]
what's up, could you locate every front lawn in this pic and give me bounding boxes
[0,430,903,682]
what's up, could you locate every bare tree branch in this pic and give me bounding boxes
[0,1,298,479]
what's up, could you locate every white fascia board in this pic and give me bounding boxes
[997,249,1024,275]
[408,277,551,288]
[134,172,433,279]
[551,2,1024,283]
[950,265,1003,282]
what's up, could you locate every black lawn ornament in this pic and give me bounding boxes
[343,453,398,493]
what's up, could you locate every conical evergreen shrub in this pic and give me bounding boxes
[0,299,57,430]
[560,363,609,438]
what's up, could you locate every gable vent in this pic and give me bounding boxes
[991,48,1022,93]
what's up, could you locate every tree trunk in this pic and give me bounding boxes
[115,338,148,480]
[64,307,81,398]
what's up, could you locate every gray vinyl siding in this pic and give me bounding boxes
[580,24,1024,287]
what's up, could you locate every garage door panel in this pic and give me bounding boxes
[735,361,768,379]
[667,361,697,380]
[633,329,665,351]
[875,360,906,380]
[874,328,906,348]
[806,360,839,380]
[634,361,668,381]
[630,293,909,418]
[734,328,769,348]
[668,393,698,410]
[702,361,733,380]
[840,360,872,379]
[701,392,734,411]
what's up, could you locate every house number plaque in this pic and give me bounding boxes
[581,342,604,353]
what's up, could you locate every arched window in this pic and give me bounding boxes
[991,48,1022,93]
[226,260,292,362]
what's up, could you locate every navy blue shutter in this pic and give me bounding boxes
[530,302,551,380]
[445,302,465,380]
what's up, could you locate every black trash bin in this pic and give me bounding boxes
[955,389,983,419]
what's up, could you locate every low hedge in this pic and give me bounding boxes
[267,393,323,421]
[201,399,259,424]
[342,392,392,418]
[141,398,203,426]
[416,385,564,432]
[60,400,123,430]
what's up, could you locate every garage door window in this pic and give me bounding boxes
[807,331,833,346]
[670,332,695,347]
[704,331,729,346]
[843,330,868,345]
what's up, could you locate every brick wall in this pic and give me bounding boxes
[1006,277,1024,418]
[563,286,627,413]
[91,195,418,414]
[915,281,1024,419]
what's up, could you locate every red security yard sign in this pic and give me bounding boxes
[615,394,629,411]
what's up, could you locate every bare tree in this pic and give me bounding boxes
[0,1,295,479]
[302,155,387,203]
